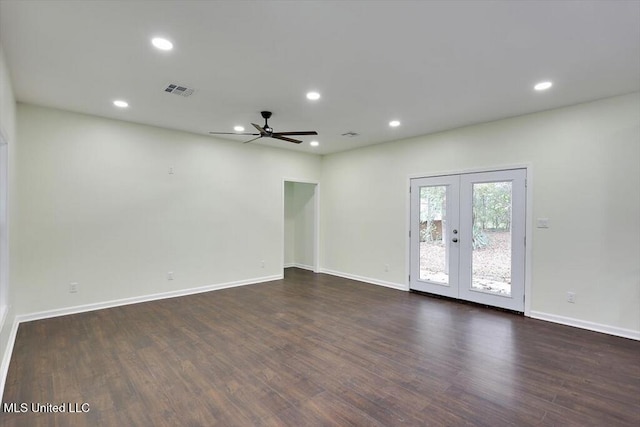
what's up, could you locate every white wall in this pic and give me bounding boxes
[284,181,295,266]
[0,48,15,144]
[284,181,316,270]
[13,104,321,315]
[0,43,17,397]
[293,182,316,269]
[321,93,640,335]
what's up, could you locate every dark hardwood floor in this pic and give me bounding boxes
[2,268,639,426]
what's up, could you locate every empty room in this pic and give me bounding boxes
[0,1,639,426]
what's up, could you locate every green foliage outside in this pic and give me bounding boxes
[419,186,445,243]
[472,182,512,249]
[419,182,512,249]
[419,186,445,223]
[472,182,512,231]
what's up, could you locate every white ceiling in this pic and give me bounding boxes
[1,0,639,154]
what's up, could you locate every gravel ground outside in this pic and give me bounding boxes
[419,231,511,295]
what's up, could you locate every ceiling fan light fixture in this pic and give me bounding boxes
[306,91,321,101]
[151,37,173,51]
[310,141,319,147]
[113,100,129,108]
[389,120,401,127]
[233,126,245,132]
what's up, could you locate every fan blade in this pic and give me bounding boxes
[272,131,318,136]
[243,136,263,144]
[272,135,302,144]
[252,123,266,134]
[209,132,260,136]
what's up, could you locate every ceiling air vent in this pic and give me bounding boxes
[164,84,194,97]
[341,131,359,137]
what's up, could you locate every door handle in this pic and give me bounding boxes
[452,238,458,243]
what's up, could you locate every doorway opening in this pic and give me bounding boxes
[283,180,319,273]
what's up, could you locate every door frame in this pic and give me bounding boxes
[282,178,320,273]
[406,164,533,316]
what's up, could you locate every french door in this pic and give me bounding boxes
[410,169,526,312]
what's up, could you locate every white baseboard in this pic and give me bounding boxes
[0,273,282,402]
[530,311,640,341]
[286,263,315,272]
[283,262,295,268]
[0,314,19,404]
[320,269,407,291]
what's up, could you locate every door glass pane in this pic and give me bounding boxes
[419,186,449,284]
[471,181,512,296]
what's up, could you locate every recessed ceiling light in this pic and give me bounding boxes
[534,81,553,91]
[306,91,321,101]
[151,37,173,51]
[234,126,245,132]
[113,100,129,108]
[310,141,319,147]
[389,120,401,127]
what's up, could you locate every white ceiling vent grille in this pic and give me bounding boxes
[164,84,194,97]
[341,131,359,137]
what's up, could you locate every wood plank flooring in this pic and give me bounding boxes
[2,268,639,426]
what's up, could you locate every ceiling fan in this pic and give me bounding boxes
[209,111,317,144]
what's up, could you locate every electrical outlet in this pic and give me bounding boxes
[567,291,576,303]
[167,271,174,280]
[69,282,78,293]
[168,167,174,175]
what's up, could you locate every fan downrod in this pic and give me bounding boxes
[261,111,273,133]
